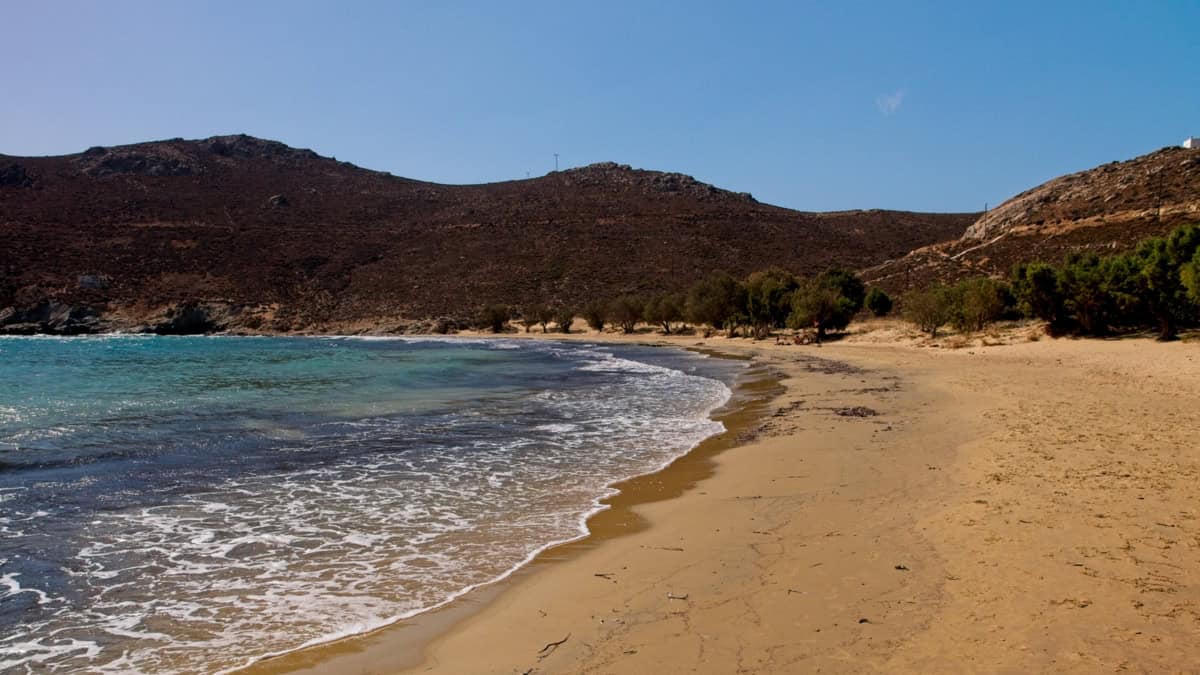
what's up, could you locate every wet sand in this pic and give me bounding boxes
[246,328,1200,674]
[241,345,782,675]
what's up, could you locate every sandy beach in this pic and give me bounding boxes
[250,325,1200,674]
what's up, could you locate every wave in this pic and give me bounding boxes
[0,337,735,674]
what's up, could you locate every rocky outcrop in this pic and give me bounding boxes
[77,145,203,177]
[964,147,1200,241]
[152,302,241,335]
[0,302,102,335]
[558,162,755,202]
[203,134,319,163]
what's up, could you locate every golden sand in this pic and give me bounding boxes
[246,324,1200,674]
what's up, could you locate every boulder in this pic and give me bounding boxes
[78,274,111,290]
[0,323,40,336]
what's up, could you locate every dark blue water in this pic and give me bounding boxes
[0,336,737,673]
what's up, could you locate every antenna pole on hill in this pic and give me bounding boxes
[554,153,559,172]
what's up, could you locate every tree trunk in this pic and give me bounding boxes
[1157,314,1177,341]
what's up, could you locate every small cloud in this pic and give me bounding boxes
[876,89,905,115]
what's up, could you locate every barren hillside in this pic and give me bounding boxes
[0,135,973,333]
[863,147,1200,293]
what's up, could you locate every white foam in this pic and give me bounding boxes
[0,572,52,605]
[3,339,737,674]
[533,423,579,433]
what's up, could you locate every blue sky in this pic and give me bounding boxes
[4,1,1198,212]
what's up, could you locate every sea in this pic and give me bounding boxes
[0,335,739,674]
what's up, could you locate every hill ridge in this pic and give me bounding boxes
[862,146,1200,293]
[0,134,975,334]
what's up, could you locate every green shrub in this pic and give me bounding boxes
[1014,226,1200,339]
[521,304,554,333]
[477,304,510,333]
[1013,262,1063,321]
[744,268,798,338]
[864,287,893,317]
[1184,249,1200,304]
[582,301,608,332]
[903,286,953,338]
[1128,225,1200,340]
[786,268,865,338]
[553,307,575,333]
[686,272,747,337]
[1057,253,1128,336]
[819,268,866,314]
[643,293,685,334]
[946,277,1008,332]
[609,295,645,334]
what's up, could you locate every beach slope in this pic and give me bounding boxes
[400,336,1200,674]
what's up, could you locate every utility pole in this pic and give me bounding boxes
[554,153,559,172]
[1153,168,1164,223]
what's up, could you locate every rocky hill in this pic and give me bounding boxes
[863,146,1200,293]
[0,135,975,334]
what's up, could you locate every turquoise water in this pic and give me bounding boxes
[0,336,737,673]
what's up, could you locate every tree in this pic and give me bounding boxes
[1128,225,1200,340]
[904,286,953,338]
[1012,261,1067,331]
[1057,253,1126,336]
[1184,249,1200,304]
[744,268,798,338]
[685,272,747,337]
[786,269,865,338]
[477,304,510,334]
[819,268,866,314]
[553,306,575,333]
[521,304,554,333]
[643,293,685,334]
[609,295,645,334]
[537,305,555,333]
[582,301,608,332]
[947,277,1008,332]
[864,287,893,317]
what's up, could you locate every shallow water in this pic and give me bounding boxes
[0,336,737,673]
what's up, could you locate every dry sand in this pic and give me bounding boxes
[250,324,1200,674]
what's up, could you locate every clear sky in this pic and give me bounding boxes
[4,1,1198,212]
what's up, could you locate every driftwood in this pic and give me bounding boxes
[537,633,571,660]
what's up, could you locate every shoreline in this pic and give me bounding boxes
[398,335,955,674]
[38,327,1195,672]
[237,339,784,675]
[254,329,1200,674]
